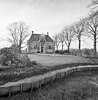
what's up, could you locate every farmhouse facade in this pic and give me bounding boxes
[27,31,55,53]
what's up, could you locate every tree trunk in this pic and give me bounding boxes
[18,46,22,53]
[67,46,70,54]
[62,42,63,51]
[18,38,22,53]
[78,39,81,50]
[94,34,97,56]
[57,46,58,51]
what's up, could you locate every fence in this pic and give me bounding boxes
[0,65,98,97]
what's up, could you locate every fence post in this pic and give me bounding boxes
[20,84,22,93]
[39,80,41,89]
[9,86,12,97]
[31,82,33,92]
[45,78,47,85]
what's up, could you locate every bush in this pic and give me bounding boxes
[17,54,37,67]
[70,49,82,56]
[55,50,59,53]
[31,61,37,65]
[0,48,18,66]
[82,49,95,57]
[58,50,65,54]
[0,55,6,66]
[17,54,30,65]
[70,48,96,57]
[55,50,69,54]
[0,47,37,67]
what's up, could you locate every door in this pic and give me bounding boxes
[41,46,43,53]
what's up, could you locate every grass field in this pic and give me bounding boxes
[28,54,92,67]
[1,70,98,100]
[0,54,96,85]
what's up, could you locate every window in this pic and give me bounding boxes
[37,46,40,50]
[34,45,37,49]
[48,45,51,49]
[29,46,32,50]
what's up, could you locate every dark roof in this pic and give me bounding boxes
[28,33,54,42]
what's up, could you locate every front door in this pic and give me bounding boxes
[41,46,43,53]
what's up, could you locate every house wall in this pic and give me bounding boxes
[27,41,40,53]
[45,42,55,53]
[27,41,55,53]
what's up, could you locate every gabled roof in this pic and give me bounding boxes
[28,33,54,42]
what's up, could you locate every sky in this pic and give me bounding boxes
[0,0,93,49]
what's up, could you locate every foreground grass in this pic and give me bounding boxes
[0,63,97,85]
[1,70,98,100]
[0,54,97,85]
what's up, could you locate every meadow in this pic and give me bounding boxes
[1,70,98,100]
[28,54,92,67]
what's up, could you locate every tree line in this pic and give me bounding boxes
[53,0,98,55]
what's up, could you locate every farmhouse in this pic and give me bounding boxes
[27,31,55,53]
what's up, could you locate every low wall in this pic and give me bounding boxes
[0,65,98,97]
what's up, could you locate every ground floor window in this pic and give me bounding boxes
[34,45,38,49]
[48,45,52,49]
[29,45,32,50]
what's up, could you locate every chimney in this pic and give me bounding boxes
[32,31,34,34]
[47,32,49,35]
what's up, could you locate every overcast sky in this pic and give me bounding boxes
[0,0,92,49]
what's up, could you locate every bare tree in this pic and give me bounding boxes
[89,0,98,16]
[73,20,85,50]
[58,32,65,51]
[7,21,29,53]
[90,0,98,9]
[63,26,75,53]
[53,33,60,51]
[85,14,98,55]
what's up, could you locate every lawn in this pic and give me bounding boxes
[28,54,92,67]
[1,70,98,100]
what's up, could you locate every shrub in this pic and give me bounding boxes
[0,48,18,66]
[63,50,70,54]
[58,50,64,54]
[70,49,82,56]
[0,47,37,68]
[55,50,69,54]
[82,49,90,57]
[31,61,37,65]
[70,48,96,57]
[17,54,37,67]
[17,54,30,64]
[82,49,95,57]
[0,55,6,66]
[55,50,59,53]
